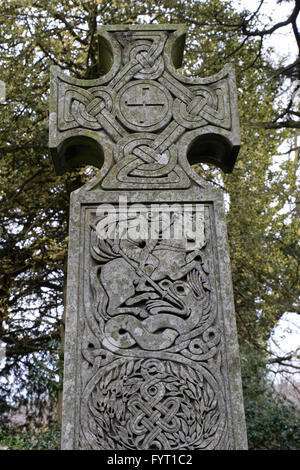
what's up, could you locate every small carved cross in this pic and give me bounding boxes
[125,85,163,108]
[0,81,5,104]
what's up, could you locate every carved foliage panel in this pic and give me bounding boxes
[77,204,233,450]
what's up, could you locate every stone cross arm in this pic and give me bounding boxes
[49,24,241,188]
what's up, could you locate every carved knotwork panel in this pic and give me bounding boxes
[78,204,232,450]
[50,25,240,181]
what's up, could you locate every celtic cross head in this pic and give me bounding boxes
[49,24,240,188]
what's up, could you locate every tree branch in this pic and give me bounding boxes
[241,0,300,38]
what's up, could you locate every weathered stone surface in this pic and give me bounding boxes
[49,24,248,450]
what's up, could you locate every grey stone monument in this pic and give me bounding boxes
[49,24,248,450]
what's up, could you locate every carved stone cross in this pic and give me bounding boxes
[49,24,247,450]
